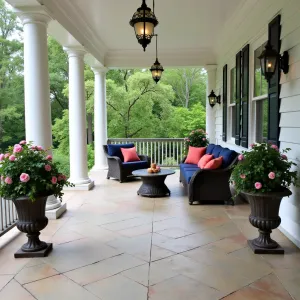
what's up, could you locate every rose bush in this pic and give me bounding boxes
[184,129,209,151]
[0,141,73,201]
[231,143,298,194]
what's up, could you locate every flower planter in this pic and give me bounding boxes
[11,195,52,258]
[241,188,292,254]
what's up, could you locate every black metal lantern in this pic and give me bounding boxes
[258,41,289,81]
[150,35,164,83]
[208,90,218,107]
[129,0,158,51]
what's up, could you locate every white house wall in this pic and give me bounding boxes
[214,0,300,247]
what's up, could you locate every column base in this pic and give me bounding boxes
[64,180,95,191]
[45,203,67,220]
[46,195,61,211]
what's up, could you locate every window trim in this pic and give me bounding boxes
[252,94,268,101]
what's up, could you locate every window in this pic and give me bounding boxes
[254,43,268,97]
[228,67,236,141]
[254,42,268,143]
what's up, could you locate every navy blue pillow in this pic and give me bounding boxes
[212,145,223,158]
[107,143,135,160]
[220,148,237,168]
[206,144,215,154]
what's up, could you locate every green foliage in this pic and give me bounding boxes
[0,142,73,201]
[184,128,209,149]
[52,149,70,177]
[231,143,298,194]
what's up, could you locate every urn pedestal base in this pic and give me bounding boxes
[247,240,284,254]
[15,243,53,258]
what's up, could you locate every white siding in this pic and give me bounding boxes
[214,0,300,247]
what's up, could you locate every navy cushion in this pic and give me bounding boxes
[107,143,135,160]
[206,144,216,154]
[180,163,198,169]
[212,145,223,158]
[122,161,149,169]
[220,148,237,168]
[183,169,198,183]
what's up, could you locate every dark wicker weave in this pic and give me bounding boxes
[180,155,238,205]
[103,145,151,183]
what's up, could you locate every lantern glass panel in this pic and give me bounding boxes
[134,22,154,36]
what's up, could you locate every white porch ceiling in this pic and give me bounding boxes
[7,0,245,68]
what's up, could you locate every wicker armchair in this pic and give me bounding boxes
[103,145,150,183]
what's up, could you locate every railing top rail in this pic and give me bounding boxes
[108,138,185,142]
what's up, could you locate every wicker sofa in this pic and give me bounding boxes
[103,143,150,182]
[180,144,238,205]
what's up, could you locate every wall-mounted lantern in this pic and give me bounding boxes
[258,41,289,81]
[208,90,221,107]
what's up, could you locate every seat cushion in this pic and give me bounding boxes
[122,161,149,169]
[107,143,135,160]
[121,147,140,162]
[198,154,214,168]
[204,156,223,169]
[185,146,206,164]
[182,168,198,183]
[211,145,223,158]
[206,144,216,154]
[220,148,237,168]
[180,163,198,172]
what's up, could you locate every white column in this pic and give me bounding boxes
[16,7,65,215]
[92,67,108,171]
[64,47,94,190]
[205,65,217,144]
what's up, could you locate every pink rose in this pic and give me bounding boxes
[268,172,276,180]
[46,155,52,161]
[44,164,51,172]
[0,154,4,161]
[187,139,190,142]
[4,153,10,158]
[238,154,244,161]
[271,144,279,151]
[57,175,64,181]
[255,182,262,190]
[51,176,57,184]
[250,143,255,148]
[9,155,16,161]
[36,146,43,151]
[30,146,36,150]
[4,177,12,184]
[20,173,30,183]
[281,154,287,160]
[202,138,206,141]
[19,140,26,145]
[13,144,23,153]
[240,174,246,179]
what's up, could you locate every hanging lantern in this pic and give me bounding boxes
[129,0,158,51]
[150,35,164,83]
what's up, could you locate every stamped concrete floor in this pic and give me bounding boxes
[0,170,300,300]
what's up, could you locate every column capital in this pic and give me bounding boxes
[14,6,52,26]
[92,67,109,75]
[205,64,217,72]
[63,46,87,59]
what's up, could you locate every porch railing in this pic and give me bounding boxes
[107,138,185,167]
[0,196,18,237]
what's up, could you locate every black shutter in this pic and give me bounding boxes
[268,15,281,146]
[235,51,241,145]
[222,64,228,142]
[240,44,249,148]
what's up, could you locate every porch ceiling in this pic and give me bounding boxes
[8,0,244,68]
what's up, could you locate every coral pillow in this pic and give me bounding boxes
[198,154,214,168]
[185,146,206,164]
[121,147,140,162]
[204,156,223,170]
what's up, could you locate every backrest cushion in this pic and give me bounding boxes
[212,145,223,158]
[185,146,206,164]
[204,156,223,170]
[107,143,135,160]
[206,144,216,154]
[121,147,141,162]
[198,154,214,168]
[219,148,237,168]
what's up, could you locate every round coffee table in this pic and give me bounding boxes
[132,169,175,197]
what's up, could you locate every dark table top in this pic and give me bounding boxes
[132,168,176,177]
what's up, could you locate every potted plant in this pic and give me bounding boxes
[0,141,73,258]
[231,143,298,254]
[184,129,209,153]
